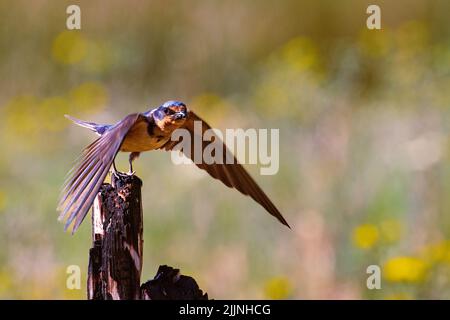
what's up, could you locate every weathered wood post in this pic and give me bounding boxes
[88,174,143,300]
[87,174,208,300]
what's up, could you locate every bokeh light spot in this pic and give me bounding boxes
[380,219,402,244]
[52,31,87,64]
[384,256,428,283]
[352,224,379,250]
[281,37,319,73]
[69,82,108,114]
[264,276,293,299]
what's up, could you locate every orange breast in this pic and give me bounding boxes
[120,120,168,152]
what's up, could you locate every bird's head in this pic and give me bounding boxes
[152,100,188,132]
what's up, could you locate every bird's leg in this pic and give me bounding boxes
[111,160,121,179]
[128,152,140,175]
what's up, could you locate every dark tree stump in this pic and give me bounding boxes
[87,174,208,300]
[141,265,208,300]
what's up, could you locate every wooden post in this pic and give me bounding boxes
[88,174,143,300]
[87,174,207,300]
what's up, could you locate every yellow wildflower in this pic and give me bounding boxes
[264,276,292,300]
[421,240,450,265]
[385,293,413,300]
[353,224,379,250]
[52,31,87,64]
[384,256,428,283]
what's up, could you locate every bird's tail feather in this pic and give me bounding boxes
[65,115,107,136]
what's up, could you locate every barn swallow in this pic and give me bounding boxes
[58,100,290,233]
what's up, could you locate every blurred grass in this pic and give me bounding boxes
[0,0,449,299]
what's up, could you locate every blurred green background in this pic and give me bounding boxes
[0,0,449,299]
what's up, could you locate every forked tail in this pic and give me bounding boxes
[65,115,109,136]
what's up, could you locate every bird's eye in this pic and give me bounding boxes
[165,108,175,115]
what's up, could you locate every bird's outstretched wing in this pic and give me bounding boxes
[58,113,145,233]
[161,111,290,228]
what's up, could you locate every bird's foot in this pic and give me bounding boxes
[111,169,131,179]
[110,161,135,180]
